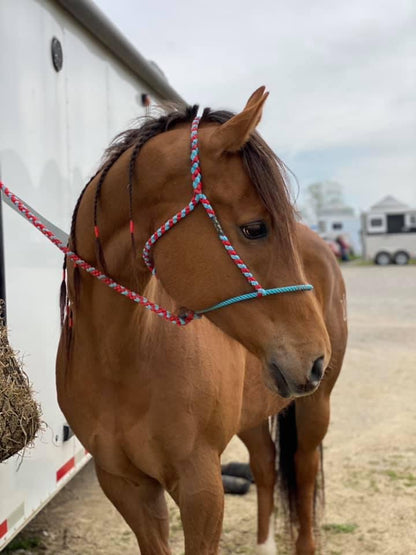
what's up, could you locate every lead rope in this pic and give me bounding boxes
[0,182,193,325]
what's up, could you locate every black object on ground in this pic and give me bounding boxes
[221,475,251,495]
[221,461,254,483]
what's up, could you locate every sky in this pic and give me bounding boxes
[95,0,415,214]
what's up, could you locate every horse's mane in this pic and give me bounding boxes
[104,105,294,231]
[62,105,296,327]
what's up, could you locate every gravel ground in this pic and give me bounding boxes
[5,264,416,555]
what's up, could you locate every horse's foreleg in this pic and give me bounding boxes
[294,394,330,555]
[169,450,224,555]
[239,421,276,555]
[95,464,171,555]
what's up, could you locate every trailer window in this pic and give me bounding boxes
[332,222,343,230]
[405,213,416,231]
[370,218,383,227]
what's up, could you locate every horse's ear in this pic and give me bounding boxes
[245,85,267,109]
[209,86,269,153]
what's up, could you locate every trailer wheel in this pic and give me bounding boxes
[393,251,409,265]
[375,251,391,266]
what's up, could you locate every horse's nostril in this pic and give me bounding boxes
[309,356,325,385]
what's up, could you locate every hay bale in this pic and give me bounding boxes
[0,301,41,462]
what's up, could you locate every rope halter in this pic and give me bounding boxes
[0,116,312,327]
[141,116,313,322]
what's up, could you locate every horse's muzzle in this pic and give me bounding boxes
[269,356,324,398]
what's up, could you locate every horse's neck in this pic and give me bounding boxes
[140,277,247,361]
[142,276,177,319]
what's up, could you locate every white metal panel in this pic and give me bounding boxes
[364,233,416,260]
[61,12,156,223]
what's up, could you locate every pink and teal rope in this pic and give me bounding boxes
[142,117,313,317]
[143,118,264,294]
[0,182,194,326]
[0,116,312,327]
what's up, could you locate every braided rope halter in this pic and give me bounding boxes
[0,117,312,326]
[140,117,313,318]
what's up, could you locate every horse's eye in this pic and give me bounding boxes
[240,221,268,240]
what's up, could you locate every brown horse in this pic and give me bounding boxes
[56,87,347,554]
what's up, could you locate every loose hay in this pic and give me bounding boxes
[0,301,41,462]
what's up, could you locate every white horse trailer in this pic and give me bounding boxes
[362,196,416,265]
[0,0,183,548]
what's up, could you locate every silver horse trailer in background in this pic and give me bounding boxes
[362,196,416,265]
[0,0,183,547]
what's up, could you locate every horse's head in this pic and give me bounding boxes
[135,87,331,398]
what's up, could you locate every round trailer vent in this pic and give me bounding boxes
[51,37,63,72]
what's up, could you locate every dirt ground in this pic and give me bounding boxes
[5,264,416,554]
